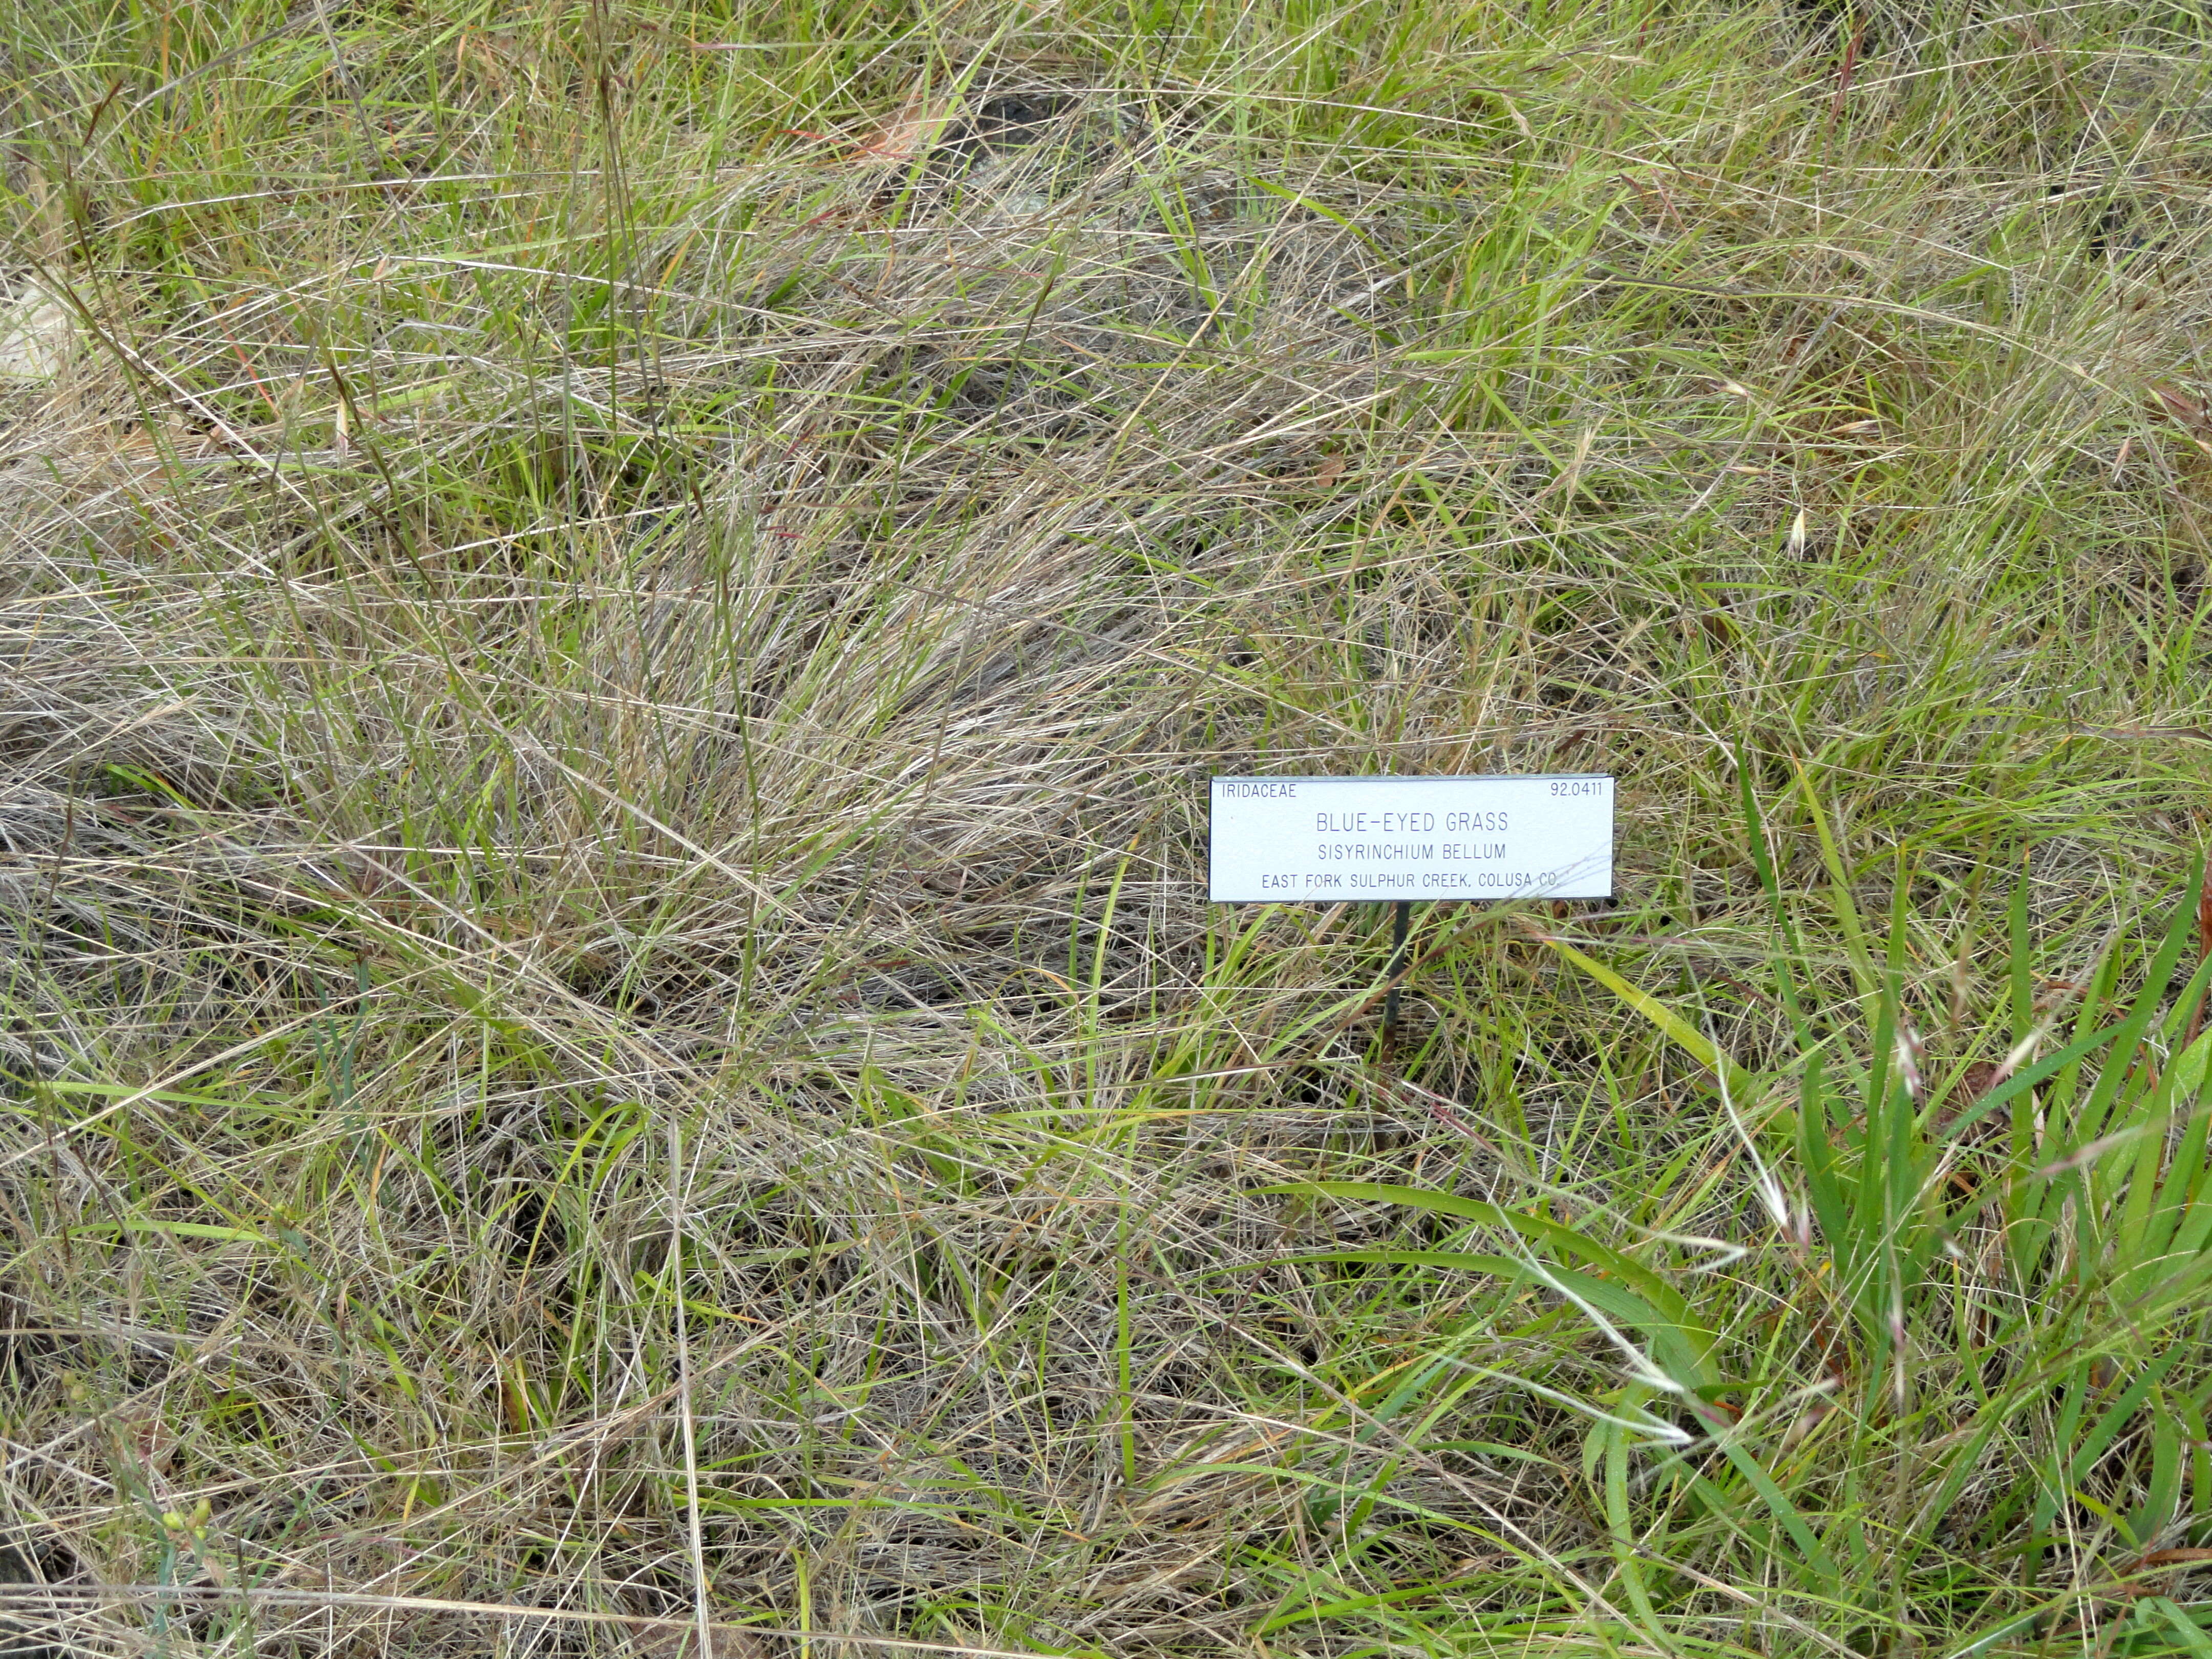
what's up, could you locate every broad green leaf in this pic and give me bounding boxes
[1278,1184,1715,1358]
[1536,937,1756,1101]
[1280,1247,1716,1390]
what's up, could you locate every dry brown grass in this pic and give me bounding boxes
[4,1,2212,1654]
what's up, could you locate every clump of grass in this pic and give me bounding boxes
[2,0,2210,1654]
[1266,858,2212,1656]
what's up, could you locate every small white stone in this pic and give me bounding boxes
[0,281,75,381]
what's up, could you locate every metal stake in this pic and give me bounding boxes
[1382,899,1412,1042]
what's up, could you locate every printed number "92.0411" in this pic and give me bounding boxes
[1549,780,1604,796]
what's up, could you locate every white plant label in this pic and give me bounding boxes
[1208,775,1614,903]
